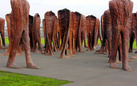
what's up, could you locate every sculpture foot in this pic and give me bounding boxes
[34,50,41,53]
[96,49,101,52]
[70,52,73,55]
[93,46,96,49]
[84,45,88,48]
[95,49,104,54]
[131,55,137,59]
[45,53,54,56]
[4,49,8,51]
[60,55,70,59]
[79,50,85,53]
[116,61,122,64]
[110,62,118,69]
[27,64,40,69]
[73,51,78,54]
[16,52,23,56]
[6,63,22,69]
[41,50,44,54]
[128,59,132,62]
[0,46,5,49]
[1,52,9,56]
[122,66,132,71]
[87,48,91,51]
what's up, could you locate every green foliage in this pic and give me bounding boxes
[0,71,71,86]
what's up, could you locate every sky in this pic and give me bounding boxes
[0,0,137,25]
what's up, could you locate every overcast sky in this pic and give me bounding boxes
[0,0,137,22]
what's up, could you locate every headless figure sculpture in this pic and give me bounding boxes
[109,0,133,71]
[43,11,58,55]
[93,18,101,49]
[86,15,96,51]
[29,15,33,50]
[130,12,137,59]
[58,9,72,58]
[129,13,137,53]
[31,13,43,53]
[95,10,112,56]
[0,18,5,49]
[1,14,22,56]
[6,0,39,69]
[72,12,85,54]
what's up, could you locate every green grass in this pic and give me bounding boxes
[3,38,137,49]
[0,71,72,86]
[133,40,137,49]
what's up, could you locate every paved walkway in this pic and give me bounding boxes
[0,45,137,86]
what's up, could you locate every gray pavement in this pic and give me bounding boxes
[0,45,137,86]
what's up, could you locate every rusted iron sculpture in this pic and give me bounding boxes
[109,0,133,71]
[31,13,43,53]
[29,15,33,50]
[129,13,137,53]
[1,14,22,56]
[43,11,58,55]
[6,0,39,69]
[86,15,96,51]
[130,12,137,59]
[95,10,112,56]
[58,8,72,58]
[0,18,5,49]
[93,18,101,49]
[79,14,88,49]
[72,12,85,54]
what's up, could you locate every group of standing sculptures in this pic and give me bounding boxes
[96,0,136,71]
[0,0,136,71]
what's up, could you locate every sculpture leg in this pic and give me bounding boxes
[121,29,132,71]
[73,32,78,54]
[45,36,49,54]
[22,30,39,69]
[93,26,98,49]
[95,32,107,54]
[47,35,54,55]
[53,38,58,52]
[129,32,135,53]
[37,37,43,53]
[1,30,5,47]
[83,32,88,48]
[69,28,73,55]
[58,32,61,50]
[78,30,84,53]
[117,38,122,64]
[106,25,112,58]
[109,28,120,69]
[60,30,70,58]
[29,34,33,49]
[87,33,91,51]
[6,34,22,69]
[31,35,36,52]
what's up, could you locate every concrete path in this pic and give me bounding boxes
[0,45,137,86]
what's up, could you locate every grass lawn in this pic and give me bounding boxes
[3,38,137,49]
[0,71,72,86]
